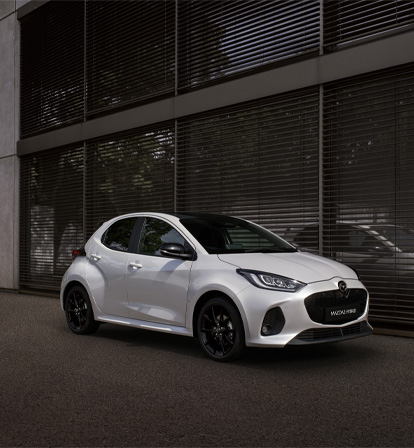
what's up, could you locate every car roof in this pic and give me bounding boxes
[170,212,237,220]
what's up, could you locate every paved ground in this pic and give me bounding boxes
[1,291,414,447]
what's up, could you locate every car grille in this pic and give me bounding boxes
[296,321,369,342]
[304,288,368,324]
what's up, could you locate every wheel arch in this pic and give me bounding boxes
[191,290,245,338]
[62,280,88,309]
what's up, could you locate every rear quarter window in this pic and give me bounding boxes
[102,217,137,252]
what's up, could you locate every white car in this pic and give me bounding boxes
[60,212,372,361]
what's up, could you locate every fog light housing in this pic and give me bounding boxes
[261,307,285,336]
[261,324,273,335]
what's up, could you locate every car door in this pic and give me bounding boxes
[126,217,194,326]
[87,217,138,317]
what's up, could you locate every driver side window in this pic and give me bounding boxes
[139,218,186,256]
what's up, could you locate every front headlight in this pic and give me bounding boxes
[237,269,306,292]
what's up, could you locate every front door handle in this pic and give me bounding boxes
[129,262,143,269]
[91,254,101,261]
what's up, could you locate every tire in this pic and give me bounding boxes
[65,285,100,335]
[197,297,245,362]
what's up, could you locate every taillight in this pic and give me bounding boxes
[72,247,86,261]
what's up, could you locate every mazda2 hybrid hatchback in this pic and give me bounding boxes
[60,213,372,361]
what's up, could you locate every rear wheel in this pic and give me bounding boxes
[197,297,245,362]
[65,285,100,335]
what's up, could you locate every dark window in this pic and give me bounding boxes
[178,0,320,89]
[176,88,319,240]
[20,145,84,291]
[371,226,414,253]
[102,218,137,252]
[20,1,84,137]
[139,218,186,256]
[86,0,175,116]
[335,228,385,254]
[292,225,319,252]
[84,123,175,238]
[324,0,414,50]
[323,63,414,325]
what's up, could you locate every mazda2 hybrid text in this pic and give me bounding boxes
[60,213,372,361]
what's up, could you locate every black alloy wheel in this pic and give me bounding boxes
[65,285,100,335]
[197,297,245,362]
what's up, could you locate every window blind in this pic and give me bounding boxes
[20,145,85,291]
[176,88,320,238]
[178,0,320,89]
[86,0,175,116]
[323,63,414,325]
[20,1,84,137]
[324,0,414,49]
[84,124,175,238]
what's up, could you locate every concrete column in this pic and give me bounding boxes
[0,1,19,290]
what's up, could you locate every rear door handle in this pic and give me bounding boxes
[129,262,143,269]
[91,254,101,261]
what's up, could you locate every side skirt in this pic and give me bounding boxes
[96,315,193,337]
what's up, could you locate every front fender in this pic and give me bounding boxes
[186,256,251,338]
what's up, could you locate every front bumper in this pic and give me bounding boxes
[238,277,371,347]
[287,320,373,345]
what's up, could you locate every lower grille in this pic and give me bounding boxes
[261,307,285,336]
[295,321,370,342]
[305,289,368,325]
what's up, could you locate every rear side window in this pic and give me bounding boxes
[102,218,137,252]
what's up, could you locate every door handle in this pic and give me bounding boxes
[91,254,101,261]
[129,262,143,269]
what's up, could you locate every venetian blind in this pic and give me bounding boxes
[178,0,320,89]
[176,88,320,238]
[323,63,414,325]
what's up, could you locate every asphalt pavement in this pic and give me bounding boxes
[1,291,414,447]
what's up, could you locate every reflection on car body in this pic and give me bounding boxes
[61,213,372,361]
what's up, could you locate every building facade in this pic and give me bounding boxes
[1,0,414,330]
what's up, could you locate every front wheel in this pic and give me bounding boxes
[197,297,245,362]
[65,285,100,335]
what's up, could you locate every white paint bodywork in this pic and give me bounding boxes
[60,213,371,347]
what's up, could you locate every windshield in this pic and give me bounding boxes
[180,215,297,254]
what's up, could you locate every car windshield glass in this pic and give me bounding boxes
[180,216,297,254]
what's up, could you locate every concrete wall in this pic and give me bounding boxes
[0,1,20,290]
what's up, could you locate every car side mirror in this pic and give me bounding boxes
[159,243,194,260]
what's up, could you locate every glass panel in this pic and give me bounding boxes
[178,0,320,88]
[20,146,84,291]
[86,0,175,115]
[324,64,414,325]
[180,215,296,254]
[85,125,175,239]
[177,89,319,240]
[102,218,137,252]
[20,1,84,137]
[139,218,186,256]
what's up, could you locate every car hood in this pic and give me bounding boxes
[217,252,357,284]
